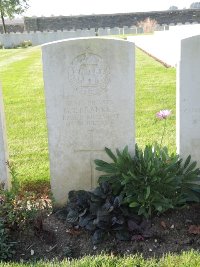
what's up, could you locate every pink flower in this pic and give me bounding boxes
[156,110,171,120]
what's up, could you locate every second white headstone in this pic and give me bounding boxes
[177,35,200,163]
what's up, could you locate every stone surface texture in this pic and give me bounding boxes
[0,83,10,189]
[42,37,135,205]
[177,35,200,164]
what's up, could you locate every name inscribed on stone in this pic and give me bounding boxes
[63,99,119,128]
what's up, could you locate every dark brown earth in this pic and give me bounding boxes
[11,203,200,262]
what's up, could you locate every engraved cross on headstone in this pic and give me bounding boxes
[74,130,104,188]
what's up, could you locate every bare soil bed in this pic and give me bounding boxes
[11,203,200,262]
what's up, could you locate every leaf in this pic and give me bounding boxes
[185,161,197,174]
[79,216,91,227]
[164,176,176,184]
[145,186,150,199]
[121,174,131,185]
[103,201,114,213]
[97,221,109,230]
[100,182,111,194]
[112,216,124,225]
[154,203,163,212]
[185,180,200,186]
[150,168,156,176]
[79,209,87,217]
[85,221,96,231]
[112,225,125,231]
[92,187,105,198]
[129,202,139,208]
[113,195,123,208]
[94,160,117,173]
[75,190,90,206]
[183,189,200,202]
[123,146,129,156]
[184,155,191,169]
[68,190,77,202]
[188,225,200,235]
[66,210,79,223]
[105,147,117,163]
[97,208,110,219]
[138,207,146,216]
[116,148,122,157]
[98,175,113,184]
[89,202,99,214]
[92,229,106,244]
[90,194,101,203]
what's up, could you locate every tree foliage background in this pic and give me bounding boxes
[0,0,29,33]
[169,6,178,10]
[190,2,200,9]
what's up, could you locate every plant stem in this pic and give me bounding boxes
[160,119,167,147]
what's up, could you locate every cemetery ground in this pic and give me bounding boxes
[1,46,200,265]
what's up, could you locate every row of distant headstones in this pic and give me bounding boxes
[0,35,199,206]
[0,22,198,48]
[0,27,142,48]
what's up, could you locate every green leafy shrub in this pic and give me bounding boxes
[19,40,32,48]
[95,147,133,195]
[95,144,200,218]
[65,182,153,244]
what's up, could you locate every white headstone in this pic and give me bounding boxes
[42,37,135,205]
[109,27,120,35]
[98,28,109,36]
[0,83,10,189]
[177,35,200,163]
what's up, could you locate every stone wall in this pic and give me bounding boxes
[24,9,200,32]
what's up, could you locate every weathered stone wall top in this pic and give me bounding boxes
[25,9,200,32]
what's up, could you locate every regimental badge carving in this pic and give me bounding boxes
[68,51,110,95]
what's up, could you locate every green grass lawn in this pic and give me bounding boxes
[136,48,176,150]
[0,46,176,188]
[0,47,49,189]
[1,251,200,266]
